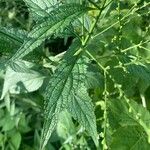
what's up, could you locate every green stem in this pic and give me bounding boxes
[80,0,85,42]
[116,0,122,52]
[121,40,150,52]
[88,0,101,10]
[82,0,107,46]
[102,69,109,150]
[85,50,106,71]
[92,2,150,39]
[140,46,150,52]
[85,50,109,150]
[74,0,107,56]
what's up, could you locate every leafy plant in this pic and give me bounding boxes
[0,0,150,150]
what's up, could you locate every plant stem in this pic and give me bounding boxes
[85,50,106,71]
[85,50,109,150]
[88,0,101,10]
[102,69,109,150]
[140,94,147,108]
[116,0,122,52]
[82,0,107,46]
[121,40,150,52]
[92,2,150,39]
[74,0,107,55]
[80,0,85,42]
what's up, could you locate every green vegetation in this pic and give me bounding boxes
[0,0,150,150]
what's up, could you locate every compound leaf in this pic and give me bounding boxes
[41,41,97,149]
[9,4,89,62]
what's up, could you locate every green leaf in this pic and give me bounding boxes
[23,0,58,20]
[18,113,31,133]
[65,0,84,4]
[0,27,27,53]
[106,55,150,95]
[1,60,44,99]
[10,132,21,150]
[0,113,15,131]
[110,126,150,150]
[127,63,150,93]
[0,133,4,146]
[9,4,89,62]
[57,110,76,140]
[67,86,98,145]
[85,64,104,89]
[41,40,80,149]
[41,41,97,149]
[108,98,136,130]
[108,98,150,144]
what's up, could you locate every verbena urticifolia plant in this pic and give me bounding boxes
[0,0,150,149]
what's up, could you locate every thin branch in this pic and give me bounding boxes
[74,0,107,56]
[92,3,150,39]
[121,40,150,53]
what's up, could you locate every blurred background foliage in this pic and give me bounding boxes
[0,0,150,149]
